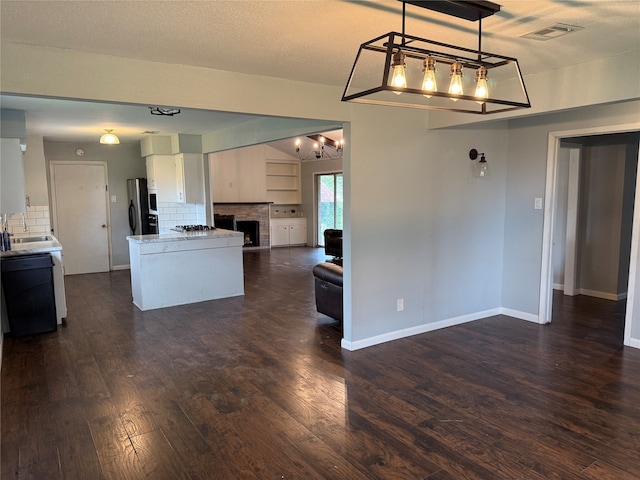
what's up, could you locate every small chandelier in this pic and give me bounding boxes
[99,129,120,145]
[341,1,531,114]
[295,136,344,161]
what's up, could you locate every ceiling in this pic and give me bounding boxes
[1,0,639,148]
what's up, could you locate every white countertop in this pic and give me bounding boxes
[127,228,242,244]
[0,235,62,257]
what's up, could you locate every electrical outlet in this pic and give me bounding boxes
[111,195,117,203]
[397,298,404,312]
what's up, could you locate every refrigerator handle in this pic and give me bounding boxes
[129,201,137,235]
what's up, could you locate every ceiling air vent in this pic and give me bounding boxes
[521,23,584,41]
[141,130,159,135]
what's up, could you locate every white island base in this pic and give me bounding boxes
[127,229,244,311]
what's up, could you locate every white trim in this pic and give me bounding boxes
[499,308,540,323]
[625,140,640,347]
[539,122,640,348]
[578,289,627,301]
[111,264,130,271]
[627,337,640,349]
[341,308,500,351]
[553,283,564,290]
[563,148,581,296]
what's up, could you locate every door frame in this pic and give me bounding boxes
[539,122,640,349]
[314,170,343,247]
[50,160,113,271]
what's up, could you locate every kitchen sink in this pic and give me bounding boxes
[12,236,53,243]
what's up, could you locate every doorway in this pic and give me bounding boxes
[50,161,111,275]
[539,125,640,349]
[316,172,343,246]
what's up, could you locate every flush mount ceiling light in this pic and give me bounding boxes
[149,107,181,116]
[99,129,120,145]
[295,135,344,161]
[341,0,531,114]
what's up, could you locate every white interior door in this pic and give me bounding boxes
[51,162,110,275]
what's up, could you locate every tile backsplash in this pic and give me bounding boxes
[4,206,51,238]
[158,202,206,231]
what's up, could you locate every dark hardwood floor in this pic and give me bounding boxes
[2,247,640,479]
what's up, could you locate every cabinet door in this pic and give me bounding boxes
[182,153,204,204]
[0,138,26,213]
[210,153,238,203]
[270,224,290,246]
[145,157,157,190]
[238,155,267,202]
[175,154,185,203]
[289,219,307,245]
[147,155,176,203]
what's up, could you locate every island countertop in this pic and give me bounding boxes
[126,228,242,244]
[126,228,244,311]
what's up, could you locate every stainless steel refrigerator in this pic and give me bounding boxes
[127,178,158,235]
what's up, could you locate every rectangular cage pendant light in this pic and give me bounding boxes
[341,2,531,114]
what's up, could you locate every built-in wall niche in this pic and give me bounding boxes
[266,160,301,204]
[270,204,303,218]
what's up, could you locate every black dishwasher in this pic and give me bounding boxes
[1,253,57,336]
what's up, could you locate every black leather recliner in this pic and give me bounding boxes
[323,229,343,259]
[312,262,343,322]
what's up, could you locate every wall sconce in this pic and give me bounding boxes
[469,148,489,178]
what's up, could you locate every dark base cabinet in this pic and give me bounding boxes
[1,253,57,336]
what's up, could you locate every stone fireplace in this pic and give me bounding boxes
[213,203,270,248]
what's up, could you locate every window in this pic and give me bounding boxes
[317,173,343,246]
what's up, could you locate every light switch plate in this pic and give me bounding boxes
[534,197,543,210]
[111,195,117,203]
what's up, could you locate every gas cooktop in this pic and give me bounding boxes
[171,225,216,232]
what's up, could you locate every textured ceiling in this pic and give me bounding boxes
[1,0,639,145]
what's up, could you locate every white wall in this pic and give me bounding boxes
[43,141,146,268]
[345,105,509,346]
[578,144,626,297]
[4,42,640,349]
[503,101,640,316]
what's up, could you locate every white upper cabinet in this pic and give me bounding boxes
[148,154,204,204]
[146,155,176,203]
[210,146,267,203]
[1,138,26,213]
[175,153,204,204]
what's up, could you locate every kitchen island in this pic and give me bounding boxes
[126,229,244,311]
[1,235,68,328]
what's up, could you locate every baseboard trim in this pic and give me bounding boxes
[626,337,640,349]
[498,307,541,324]
[111,264,130,271]
[341,308,501,351]
[578,289,626,301]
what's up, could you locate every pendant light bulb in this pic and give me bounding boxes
[390,50,407,95]
[474,66,489,104]
[99,129,120,145]
[448,62,463,101]
[478,155,489,178]
[422,56,437,98]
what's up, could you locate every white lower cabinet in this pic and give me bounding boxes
[270,218,307,247]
